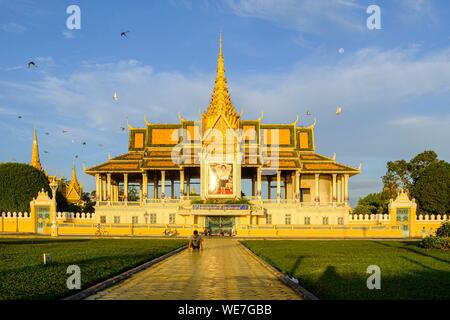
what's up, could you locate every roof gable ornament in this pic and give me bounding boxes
[144,114,151,126]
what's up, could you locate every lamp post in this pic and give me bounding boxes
[50,178,58,237]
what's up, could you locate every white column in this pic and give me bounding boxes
[107,173,111,203]
[332,173,337,206]
[161,170,166,199]
[337,175,342,204]
[95,174,101,201]
[295,170,300,202]
[257,168,262,200]
[124,173,128,204]
[276,170,281,203]
[344,173,349,205]
[102,177,106,201]
[180,170,185,197]
[314,173,320,205]
[142,173,148,201]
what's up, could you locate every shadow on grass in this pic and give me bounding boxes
[299,264,450,300]
[373,241,450,264]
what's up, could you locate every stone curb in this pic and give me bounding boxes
[238,242,319,301]
[62,245,187,300]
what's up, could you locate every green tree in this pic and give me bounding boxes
[0,163,51,212]
[353,192,389,216]
[413,161,450,215]
[128,186,139,201]
[381,150,439,199]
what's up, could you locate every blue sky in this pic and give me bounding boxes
[1,0,450,205]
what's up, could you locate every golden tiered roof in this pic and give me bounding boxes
[66,163,83,203]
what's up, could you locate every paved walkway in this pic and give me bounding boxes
[86,239,301,300]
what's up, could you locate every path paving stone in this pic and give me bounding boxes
[86,238,301,300]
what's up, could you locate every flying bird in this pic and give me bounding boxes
[45,132,50,135]
[18,116,22,119]
[120,127,125,131]
[62,130,68,134]
[75,155,79,159]
[44,151,48,154]
[27,61,37,68]
[120,31,130,38]
[336,106,342,115]
[112,92,119,101]
[82,142,86,146]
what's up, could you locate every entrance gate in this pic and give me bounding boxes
[36,206,50,234]
[205,216,235,236]
[396,208,410,237]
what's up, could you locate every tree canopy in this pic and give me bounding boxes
[355,150,449,215]
[0,163,51,212]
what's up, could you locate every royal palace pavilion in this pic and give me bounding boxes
[84,35,362,235]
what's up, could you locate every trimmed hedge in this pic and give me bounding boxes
[0,163,51,212]
[419,236,450,249]
[436,221,450,237]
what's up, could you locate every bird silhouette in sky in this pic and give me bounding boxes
[45,132,50,135]
[27,61,37,68]
[44,151,48,154]
[75,155,79,159]
[120,127,125,131]
[120,31,130,38]
[18,115,22,119]
[62,130,68,134]
[82,142,86,146]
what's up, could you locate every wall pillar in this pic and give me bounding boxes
[276,170,281,203]
[251,174,255,197]
[314,173,320,205]
[186,172,190,199]
[124,173,128,204]
[161,170,166,199]
[171,176,175,199]
[107,173,111,203]
[332,173,337,206]
[344,173,349,205]
[153,174,158,200]
[102,177,107,202]
[295,170,300,202]
[337,175,342,204]
[267,176,271,200]
[257,168,262,200]
[142,173,148,202]
[180,170,185,197]
[95,174,101,201]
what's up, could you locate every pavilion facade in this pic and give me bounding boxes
[85,35,360,234]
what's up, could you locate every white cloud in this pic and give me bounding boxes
[225,0,365,33]
[1,22,26,34]
[62,30,74,39]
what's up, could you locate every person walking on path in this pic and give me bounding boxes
[189,230,204,251]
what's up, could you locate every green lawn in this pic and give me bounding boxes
[241,240,450,300]
[0,237,187,300]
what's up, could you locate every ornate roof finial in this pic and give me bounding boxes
[202,33,239,131]
[31,128,43,170]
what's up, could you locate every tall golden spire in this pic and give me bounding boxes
[66,161,82,204]
[203,33,239,131]
[31,128,42,170]
[71,161,79,185]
